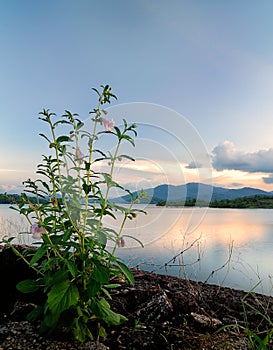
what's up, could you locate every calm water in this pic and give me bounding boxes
[1,204,273,295]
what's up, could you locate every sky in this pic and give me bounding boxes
[1,0,273,194]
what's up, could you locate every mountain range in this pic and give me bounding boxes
[114,182,273,204]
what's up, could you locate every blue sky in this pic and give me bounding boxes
[1,0,273,193]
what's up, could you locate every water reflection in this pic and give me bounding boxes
[106,206,272,247]
[1,205,272,295]
[112,207,273,295]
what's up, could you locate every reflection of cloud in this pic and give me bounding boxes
[113,207,269,249]
[212,141,273,173]
[156,208,268,247]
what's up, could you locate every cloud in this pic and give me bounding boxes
[212,141,273,173]
[185,161,203,169]
[0,169,18,172]
[230,182,244,187]
[0,184,21,193]
[263,175,273,184]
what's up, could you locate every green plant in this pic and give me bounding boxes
[241,286,273,349]
[217,283,273,349]
[5,85,145,342]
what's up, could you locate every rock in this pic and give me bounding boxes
[0,325,9,337]
[190,312,222,329]
[134,289,173,323]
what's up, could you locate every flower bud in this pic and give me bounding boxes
[117,237,125,248]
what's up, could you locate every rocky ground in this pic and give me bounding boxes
[0,246,273,349]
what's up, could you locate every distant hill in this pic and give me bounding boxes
[112,182,273,204]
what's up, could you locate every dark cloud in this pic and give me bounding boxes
[230,182,244,187]
[185,161,203,169]
[263,175,273,184]
[212,141,273,173]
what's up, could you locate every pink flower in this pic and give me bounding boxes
[101,117,115,132]
[30,224,44,239]
[76,147,84,164]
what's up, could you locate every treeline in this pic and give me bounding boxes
[156,195,273,209]
[0,193,20,204]
[209,195,273,209]
[157,199,208,207]
[0,193,47,204]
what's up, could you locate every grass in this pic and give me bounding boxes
[217,282,273,349]
[241,284,273,349]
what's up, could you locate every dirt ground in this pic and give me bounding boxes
[1,266,273,349]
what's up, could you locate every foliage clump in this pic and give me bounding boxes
[3,85,145,341]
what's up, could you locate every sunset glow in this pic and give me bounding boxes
[1,2,273,195]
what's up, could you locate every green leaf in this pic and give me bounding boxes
[115,261,134,285]
[92,87,100,96]
[76,120,84,129]
[93,230,107,246]
[44,216,56,225]
[39,133,51,143]
[42,310,58,329]
[92,262,110,284]
[86,279,101,297]
[104,283,121,289]
[73,318,94,342]
[53,120,71,127]
[118,154,135,162]
[65,260,78,278]
[47,280,79,318]
[26,305,43,322]
[29,245,48,267]
[16,279,41,293]
[42,234,52,245]
[46,270,69,287]
[99,325,107,338]
[104,210,116,219]
[82,183,92,195]
[122,234,144,248]
[96,298,127,325]
[56,135,70,143]
[102,173,124,191]
[84,161,91,171]
[121,134,135,146]
[114,126,121,138]
[101,287,112,299]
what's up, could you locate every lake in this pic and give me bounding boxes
[0,204,273,296]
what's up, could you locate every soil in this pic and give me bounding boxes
[0,246,273,349]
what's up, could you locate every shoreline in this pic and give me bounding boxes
[0,246,273,349]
